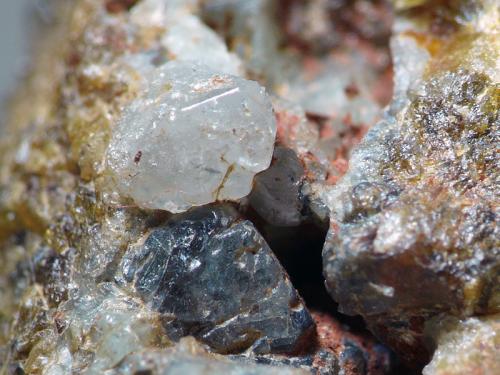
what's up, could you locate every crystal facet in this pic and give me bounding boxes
[120,205,314,354]
[106,62,276,213]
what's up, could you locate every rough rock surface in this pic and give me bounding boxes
[312,312,393,375]
[111,337,308,375]
[1,0,497,374]
[202,0,392,120]
[224,0,396,228]
[118,205,314,354]
[230,310,395,375]
[322,0,499,368]
[423,315,500,375]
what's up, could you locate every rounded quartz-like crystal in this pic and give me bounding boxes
[106,62,276,212]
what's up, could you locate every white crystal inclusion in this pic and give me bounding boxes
[106,62,276,213]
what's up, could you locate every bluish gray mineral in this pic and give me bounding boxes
[249,146,307,227]
[119,205,314,354]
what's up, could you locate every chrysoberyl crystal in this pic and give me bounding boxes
[249,146,307,227]
[106,62,276,213]
[119,205,314,354]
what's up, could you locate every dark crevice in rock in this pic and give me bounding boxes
[246,208,357,327]
[247,207,419,374]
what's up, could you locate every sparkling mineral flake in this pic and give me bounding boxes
[106,62,277,212]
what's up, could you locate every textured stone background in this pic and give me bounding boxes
[0,0,32,122]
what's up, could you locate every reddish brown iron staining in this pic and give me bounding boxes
[53,311,67,334]
[275,110,302,149]
[274,103,371,188]
[312,311,392,375]
[304,112,332,139]
[105,0,139,14]
[345,83,360,99]
[134,150,142,164]
[371,67,393,106]
[326,159,349,185]
[66,50,82,68]
[329,221,340,235]
[281,0,393,54]
[310,113,369,185]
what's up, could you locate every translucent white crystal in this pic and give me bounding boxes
[131,0,242,75]
[130,0,198,28]
[161,14,242,75]
[106,62,276,213]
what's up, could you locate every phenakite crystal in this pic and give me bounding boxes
[161,14,242,75]
[106,62,276,212]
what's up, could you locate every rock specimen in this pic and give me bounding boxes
[311,312,393,375]
[1,0,497,374]
[0,1,299,373]
[231,311,394,375]
[119,205,314,354]
[322,0,499,368]
[106,62,276,213]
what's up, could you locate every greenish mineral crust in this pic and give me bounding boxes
[323,0,499,369]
